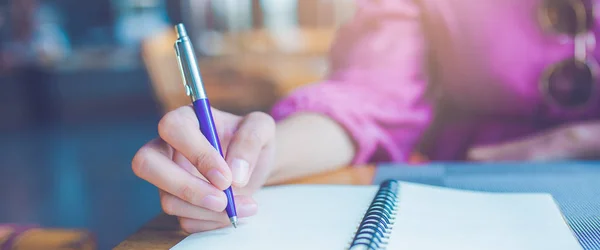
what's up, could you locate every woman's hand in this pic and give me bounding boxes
[131,106,276,233]
[467,121,600,161]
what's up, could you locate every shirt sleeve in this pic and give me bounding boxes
[270,0,433,164]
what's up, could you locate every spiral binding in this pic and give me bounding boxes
[348,180,400,250]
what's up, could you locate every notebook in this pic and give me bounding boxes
[170,180,583,250]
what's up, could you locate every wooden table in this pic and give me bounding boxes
[113,165,376,250]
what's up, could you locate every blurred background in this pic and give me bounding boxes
[0,0,355,249]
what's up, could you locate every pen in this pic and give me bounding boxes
[173,23,238,228]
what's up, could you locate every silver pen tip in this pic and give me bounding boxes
[175,23,188,38]
[230,217,238,228]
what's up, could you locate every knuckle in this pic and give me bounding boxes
[250,112,276,139]
[160,195,177,215]
[248,111,269,120]
[191,151,215,171]
[158,107,196,139]
[238,129,262,149]
[157,111,179,138]
[249,112,275,127]
[131,147,151,177]
[179,219,197,234]
[177,183,200,205]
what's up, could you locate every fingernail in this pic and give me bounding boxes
[231,159,249,186]
[207,169,230,190]
[238,202,258,217]
[202,194,227,212]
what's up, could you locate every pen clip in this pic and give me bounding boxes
[174,39,192,97]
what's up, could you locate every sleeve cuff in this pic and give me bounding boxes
[270,83,409,164]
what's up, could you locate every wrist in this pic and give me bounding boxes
[265,112,356,184]
[265,120,296,185]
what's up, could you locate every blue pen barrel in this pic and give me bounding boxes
[192,99,223,155]
[192,98,238,218]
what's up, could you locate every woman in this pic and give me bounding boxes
[131,0,600,232]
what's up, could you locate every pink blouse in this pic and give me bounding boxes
[270,0,600,163]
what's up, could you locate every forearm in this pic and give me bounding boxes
[266,113,356,184]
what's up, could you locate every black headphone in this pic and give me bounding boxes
[538,0,598,110]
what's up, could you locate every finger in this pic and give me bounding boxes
[158,106,232,190]
[173,151,202,179]
[526,125,595,160]
[467,131,557,161]
[467,146,507,161]
[225,112,276,187]
[160,190,258,222]
[179,218,226,234]
[468,146,526,161]
[467,140,533,161]
[132,139,228,212]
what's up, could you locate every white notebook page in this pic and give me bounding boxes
[171,185,378,250]
[170,182,582,250]
[386,183,582,250]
